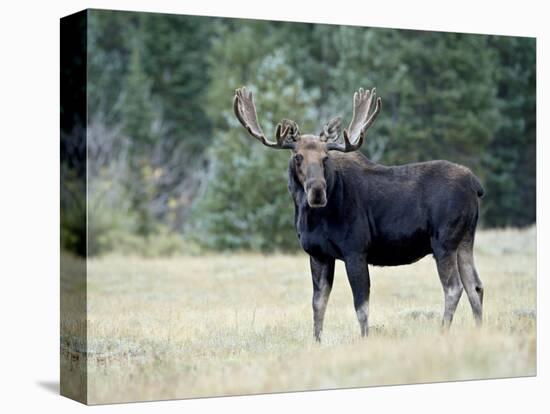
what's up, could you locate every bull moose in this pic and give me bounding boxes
[233,86,485,341]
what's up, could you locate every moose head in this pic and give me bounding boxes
[233,87,382,208]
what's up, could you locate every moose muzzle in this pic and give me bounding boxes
[306,179,327,208]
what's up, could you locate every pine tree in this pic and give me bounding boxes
[483,36,536,226]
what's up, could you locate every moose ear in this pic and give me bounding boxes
[319,116,342,142]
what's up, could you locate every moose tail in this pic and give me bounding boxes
[470,174,485,198]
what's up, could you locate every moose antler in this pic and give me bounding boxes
[233,87,298,149]
[319,116,342,142]
[326,88,381,152]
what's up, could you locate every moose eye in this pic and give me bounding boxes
[294,154,303,165]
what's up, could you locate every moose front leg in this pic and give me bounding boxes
[310,255,335,342]
[344,254,371,337]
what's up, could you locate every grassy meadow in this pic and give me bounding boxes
[61,227,536,404]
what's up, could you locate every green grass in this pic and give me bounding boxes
[62,227,536,404]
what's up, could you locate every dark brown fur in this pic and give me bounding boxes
[288,149,484,339]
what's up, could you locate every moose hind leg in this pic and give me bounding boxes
[435,252,463,330]
[344,255,370,337]
[310,256,335,342]
[457,242,484,325]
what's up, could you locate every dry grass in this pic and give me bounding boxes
[62,227,536,404]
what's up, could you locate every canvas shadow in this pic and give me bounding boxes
[36,380,59,395]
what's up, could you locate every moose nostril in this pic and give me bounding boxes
[313,188,324,200]
[308,186,327,207]
[305,180,327,206]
